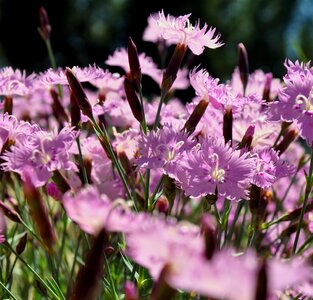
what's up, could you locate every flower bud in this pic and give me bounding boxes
[23,171,56,252]
[274,124,298,156]
[0,200,21,223]
[46,182,63,201]
[70,229,108,300]
[65,68,93,119]
[128,37,142,91]
[70,91,81,129]
[223,108,233,145]
[161,43,187,95]
[16,233,27,255]
[51,170,71,194]
[50,88,69,125]
[254,260,267,300]
[183,99,209,135]
[201,214,216,260]
[156,195,169,214]
[4,96,13,115]
[163,175,176,209]
[118,151,133,176]
[124,77,143,123]
[262,73,272,102]
[237,125,255,150]
[150,265,176,300]
[39,6,51,41]
[238,43,249,94]
[124,281,139,300]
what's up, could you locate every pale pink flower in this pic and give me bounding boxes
[153,10,223,55]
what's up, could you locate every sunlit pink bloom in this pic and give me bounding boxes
[136,125,195,177]
[153,10,223,55]
[176,137,255,200]
[105,48,161,83]
[63,186,135,235]
[89,69,124,92]
[269,60,313,143]
[38,65,106,86]
[2,126,78,187]
[252,148,294,189]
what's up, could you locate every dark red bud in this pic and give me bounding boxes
[128,37,142,90]
[238,43,249,93]
[223,108,233,145]
[124,77,143,123]
[39,6,51,40]
[16,233,27,255]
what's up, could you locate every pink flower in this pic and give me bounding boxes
[176,137,255,200]
[153,10,223,55]
[2,126,78,187]
[252,148,294,189]
[136,125,195,177]
[105,48,161,83]
[38,65,106,87]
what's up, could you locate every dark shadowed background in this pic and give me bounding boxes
[0,0,312,81]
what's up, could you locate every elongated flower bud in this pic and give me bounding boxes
[23,171,56,252]
[0,200,21,223]
[65,68,93,119]
[274,124,298,156]
[128,37,142,91]
[51,170,71,194]
[46,182,63,201]
[262,73,272,102]
[161,43,187,94]
[50,88,69,125]
[238,43,249,94]
[124,77,143,123]
[70,91,81,129]
[124,281,139,300]
[223,108,233,145]
[183,99,209,135]
[201,214,216,260]
[237,125,255,150]
[163,175,176,212]
[249,184,261,215]
[16,233,27,255]
[70,229,107,300]
[156,195,169,214]
[254,260,267,300]
[4,96,13,115]
[39,6,51,41]
[150,265,176,300]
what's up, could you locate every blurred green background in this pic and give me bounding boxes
[0,0,312,81]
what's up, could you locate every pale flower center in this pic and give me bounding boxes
[209,153,225,182]
[32,137,53,165]
[156,141,184,162]
[295,87,313,112]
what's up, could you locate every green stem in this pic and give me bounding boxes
[225,200,244,246]
[76,137,89,184]
[5,243,60,300]
[150,175,165,210]
[138,87,147,135]
[0,281,18,300]
[104,255,119,300]
[153,91,166,130]
[56,215,69,279]
[292,145,313,254]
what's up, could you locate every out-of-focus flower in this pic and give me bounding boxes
[175,137,255,200]
[2,127,78,187]
[152,10,223,55]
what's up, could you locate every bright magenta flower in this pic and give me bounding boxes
[152,10,223,55]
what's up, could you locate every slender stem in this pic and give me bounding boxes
[45,39,63,98]
[104,255,119,300]
[144,170,150,211]
[150,175,165,210]
[0,281,18,300]
[76,137,89,184]
[5,243,60,300]
[138,87,147,135]
[293,145,313,254]
[56,215,69,278]
[153,91,166,130]
[225,200,244,246]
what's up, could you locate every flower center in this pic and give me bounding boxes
[294,87,313,113]
[209,153,225,182]
[156,141,184,162]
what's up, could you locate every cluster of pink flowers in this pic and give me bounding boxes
[1,9,313,300]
